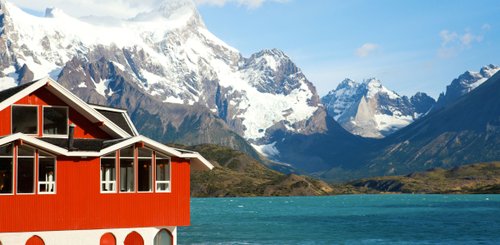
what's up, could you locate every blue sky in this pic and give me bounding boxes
[11,0,500,98]
[196,0,500,97]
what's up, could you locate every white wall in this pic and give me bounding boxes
[0,226,177,245]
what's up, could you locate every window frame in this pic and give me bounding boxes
[100,152,117,194]
[42,105,69,138]
[0,143,14,195]
[119,146,136,193]
[16,144,36,195]
[37,150,56,195]
[155,152,171,193]
[137,148,153,193]
[11,105,39,136]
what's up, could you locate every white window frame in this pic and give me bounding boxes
[119,146,136,193]
[11,105,39,136]
[155,153,171,193]
[0,143,14,196]
[137,148,153,193]
[16,145,36,195]
[38,150,56,194]
[42,105,69,138]
[100,152,117,193]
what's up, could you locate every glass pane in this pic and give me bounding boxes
[0,158,13,194]
[101,158,116,192]
[138,158,152,192]
[17,158,34,193]
[12,106,38,134]
[18,146,34,157]
[156,158,170,181]
[138,148,152,158]
[120,147,134,158]
[156,183,169,192]
[43,107,68,135]
[120,159,134,192]
[39,158,55,193]
[0,144,13,156]
[154,229,172,245]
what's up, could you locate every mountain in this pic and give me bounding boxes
[0,0,325,158]
[321,78,435,138]
[185,144,333,197]
[433,64,500,111]
[321,71,500,181]
[349,162,500,194]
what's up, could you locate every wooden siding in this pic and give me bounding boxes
[0,156,191,232]
[4,87,111,139]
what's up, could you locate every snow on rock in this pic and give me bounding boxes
[1,0,321,142]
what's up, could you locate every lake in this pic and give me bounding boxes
[178,195,500,244]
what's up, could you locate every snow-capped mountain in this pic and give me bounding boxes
[0,0,323,149]
[433,64,500,111]
[321,78,435,138]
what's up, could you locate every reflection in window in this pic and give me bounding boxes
[138,148,152,192]
[17,145,35,194]
[101,152,116,192]
[0,144,13,194]
[43,107,68,135]
[156,153,170,192]
[38,151,56,193]
[12,106,38,134]
[120,147,135,192]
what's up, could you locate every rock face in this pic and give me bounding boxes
[0,0,324,157]
[433,64,500,111]
[321,78,435,138]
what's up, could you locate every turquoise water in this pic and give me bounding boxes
[178,195,500,244]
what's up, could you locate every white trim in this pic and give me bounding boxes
[90,104,139,136]
[42,105,69,137]
[155,153,171,193]
[0,133,214,171]
[100,153,117,193]
[37,149,56,194]
[0,77,131,138]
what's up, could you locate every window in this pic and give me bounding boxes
[156,153,170,192]
[17,145,35,194]
[120,147,135,192]
[43,106,68,136]
[154,229,173,245]
[12,105,38,134]
[0,144,13,194]
[138,148,152,192]
[38,150,56,194]
[101,152,116,193]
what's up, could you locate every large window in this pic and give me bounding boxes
[138,148,152,192]
[43,106,68,136]
[12,105,38,134]
[17,145,35,194]
[0,144,13,194]
[38,150,56,194]
[120,147,135,192]
[101,152,116,193]
[156,153,171,192]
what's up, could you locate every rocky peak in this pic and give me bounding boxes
[480,64,500,77]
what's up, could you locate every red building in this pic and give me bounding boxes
[0,77,213,245]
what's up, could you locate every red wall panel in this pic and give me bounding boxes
[0,157,191,232]
[6,87,111,139]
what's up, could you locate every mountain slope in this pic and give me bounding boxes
[433,64,499,111]
[0,0,324,150]
[322,71,500,180]
[321,78,435,138]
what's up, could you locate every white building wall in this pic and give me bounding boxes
[0,226,177,245]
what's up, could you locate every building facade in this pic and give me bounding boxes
[0,78,213,245]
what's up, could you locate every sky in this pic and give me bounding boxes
[9,0,500,98]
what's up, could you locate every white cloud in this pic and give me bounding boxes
[355,43,379,58]
[9,0,288,18]
[437,29,484,59]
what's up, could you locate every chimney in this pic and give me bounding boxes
[68,123,76,151]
